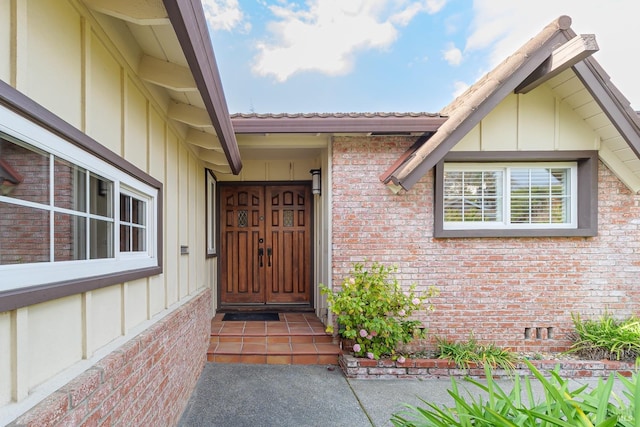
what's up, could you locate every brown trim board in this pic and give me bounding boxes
[163,0,242,174]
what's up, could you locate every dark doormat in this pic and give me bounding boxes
[222,312,280,321]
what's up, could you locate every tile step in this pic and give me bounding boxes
[210,334,336,345]
[208,312,339,365]
[207,353,340,365]
[206,341,342,365]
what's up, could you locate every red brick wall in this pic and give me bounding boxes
[331,136,640,353]
[0,140,51,264]
[10,289,211,426]
[0,138,77,264]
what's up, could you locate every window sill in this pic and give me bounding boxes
[434,227,597,238]
[0,266,163,312]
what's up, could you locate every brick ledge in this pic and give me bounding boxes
[339,354,637,379]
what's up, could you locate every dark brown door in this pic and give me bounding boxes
[220,184,312,305]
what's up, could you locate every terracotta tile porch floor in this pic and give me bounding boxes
[207,312,341,365]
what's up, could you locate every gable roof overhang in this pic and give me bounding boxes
[162,0,241,173]
[231,112,446,135]
[382,15,640,192]
[83,0,242,174]
[571,59,640,161]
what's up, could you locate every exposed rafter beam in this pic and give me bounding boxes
[167,102,211,127]
[516,34,598,94]
[163,0,242,174]
[138,55,197,92]
[186,128,223,151]
[599,143,640,194]
[83,0,170,25]
[197,147,228,165]
[203,162,232,175]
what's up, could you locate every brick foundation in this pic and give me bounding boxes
[9,289,212,427]
[340,354,637,379]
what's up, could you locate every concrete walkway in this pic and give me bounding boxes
[178,363,626,427]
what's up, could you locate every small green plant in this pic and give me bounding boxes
[320,262,438,360]
[567,312,640,361]
[391,360,639,426]
[436,335,518,372]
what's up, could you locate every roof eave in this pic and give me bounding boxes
[162,0,242,174]
[572,58,640,160]
[231,116,447,134]
[387,16,580,191]
[392,33,569,190]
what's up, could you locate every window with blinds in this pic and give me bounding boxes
[443,163,576,230]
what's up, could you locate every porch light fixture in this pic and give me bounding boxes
[310,169,321,195]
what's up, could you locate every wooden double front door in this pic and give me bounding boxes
[220,184,312,305]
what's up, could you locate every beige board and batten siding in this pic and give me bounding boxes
[0,0,11,407]
[219,134,326,182]
[453,86,599,152]
[0,312,10,405]
[0,0,9,83]
[220,158,320,182]
[0,0,212,409]
[451,68,640,193]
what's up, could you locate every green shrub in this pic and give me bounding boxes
[320,262,438,360]
[567,312,640,361]
[391,360,639,426]
[436,335,518,372]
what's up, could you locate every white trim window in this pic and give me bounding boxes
[120,189,149,253]
[205,169,217,257]
[0,105,158,292]
[443,162,577,230]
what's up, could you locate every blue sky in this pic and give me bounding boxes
[202,0,639,114]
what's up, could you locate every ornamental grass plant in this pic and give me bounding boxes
[567,312,640,362]
[391,360,640,427]
[321,262,438,360]
[435,335,518,372]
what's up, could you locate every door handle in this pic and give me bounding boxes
[258,247,264,267]
[267,248,272,267]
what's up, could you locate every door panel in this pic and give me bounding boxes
[220,186,264,304]
[265,186,311,303]
[220,184,312,305]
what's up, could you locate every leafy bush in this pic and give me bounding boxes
[436,335,518,372]
[321,262,438,360]
[568,312,640,361]
[391,360,639,426]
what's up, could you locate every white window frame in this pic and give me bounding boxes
[443,162,578,231]
[119,186,154,255]
[0,102,158,292]
[205,169,217,257]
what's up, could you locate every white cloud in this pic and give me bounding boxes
[202,0,250,33]
[390,0,446,25]
[252,0,449,82]
[466,0,640,107]
[424,0,448,14]
[442,43,462,66]
[390,3,426,26]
